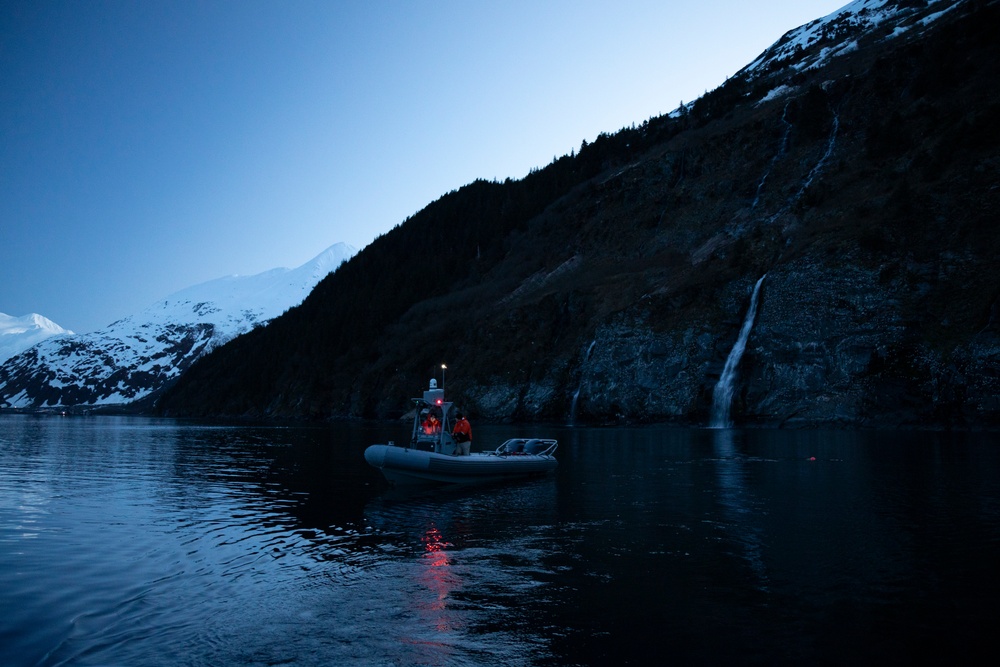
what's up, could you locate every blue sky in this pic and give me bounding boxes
[1,0,846,333]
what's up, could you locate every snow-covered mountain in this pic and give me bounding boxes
[0,243,356,408]
[0,313,73,365]
[740,0,965,81]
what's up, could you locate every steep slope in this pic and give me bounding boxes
[0,313,73,364]
[741,0,967,79]
[158,0,1000,429]
[0,243,356,408]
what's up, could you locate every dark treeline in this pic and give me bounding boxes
[157,117,681,418]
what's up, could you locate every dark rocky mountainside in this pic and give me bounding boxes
[158,0,1000,429]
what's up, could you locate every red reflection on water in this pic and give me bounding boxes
[418,522,461,633]
[422,524,452,562]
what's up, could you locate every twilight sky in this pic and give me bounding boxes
[1,0,846,333]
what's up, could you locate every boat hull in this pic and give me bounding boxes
[364,444,557,485]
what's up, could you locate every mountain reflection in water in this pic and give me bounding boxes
[1,416,998,666]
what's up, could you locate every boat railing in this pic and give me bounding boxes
[495,438,558,457]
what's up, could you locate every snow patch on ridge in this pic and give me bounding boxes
[742,0,963,79]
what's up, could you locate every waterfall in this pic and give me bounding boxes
[767,106,840,225]
[751,102,792,212]
[794,109,839,199]
[710,275,766,429]
[569,388,581,426]
[569,340,597,426]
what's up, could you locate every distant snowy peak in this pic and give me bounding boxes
[304,242,359,280]
[0,242,357,408]
[0,312,73,364]
[741,0,966,80]
[131,242,357,340]
[0,312,71,336]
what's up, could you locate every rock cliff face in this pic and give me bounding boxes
[158,0,1000,429]
[517,254,999,429]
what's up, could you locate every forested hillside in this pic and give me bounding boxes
[158,0,1000,428]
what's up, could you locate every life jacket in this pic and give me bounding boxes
[452,418,471,442]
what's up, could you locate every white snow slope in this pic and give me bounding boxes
[0,313,74,365]
[741,0,964,80]
[0,243,356,408]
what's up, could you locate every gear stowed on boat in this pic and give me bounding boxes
[364,378,558,485]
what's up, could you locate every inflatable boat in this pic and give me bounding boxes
[364,379,558,485]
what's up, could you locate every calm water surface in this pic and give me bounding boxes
[1,415,998,666]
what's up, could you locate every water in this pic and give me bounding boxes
[1,416,998,666]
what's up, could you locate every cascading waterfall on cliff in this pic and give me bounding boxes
[710,275,766,429]
[569,340,597,425]
[751,101,793,212]
[767,106,840,225]
[794,109,839,199]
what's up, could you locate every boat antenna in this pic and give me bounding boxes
[441,364,447,392]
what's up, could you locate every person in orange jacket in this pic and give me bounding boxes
[452,412,472,456]
[422,412,440,435]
